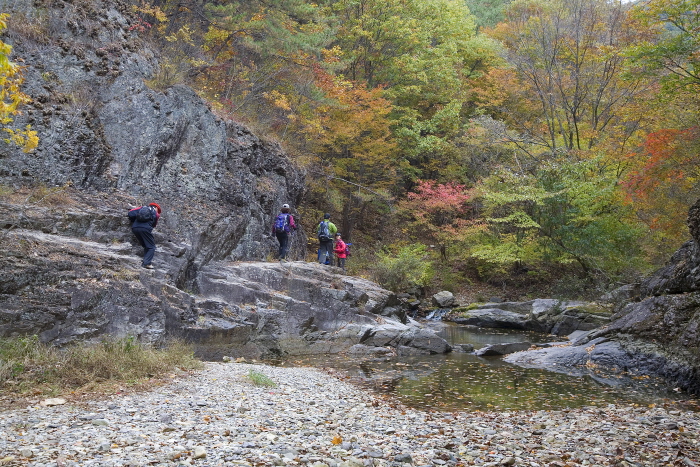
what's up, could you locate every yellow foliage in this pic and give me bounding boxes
[322,46,343,63]
[203,26,231,52]
[0,14,37,153]
[5,126,38,153]
[263,90,292,111]
[132,1,168,34]
[166,26,196,45]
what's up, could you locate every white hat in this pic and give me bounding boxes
[282,203,290,209]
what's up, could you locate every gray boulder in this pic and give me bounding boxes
[475,342,532,357]
[504,339,637,377]
[450,307,531,330]
[431,291,455,307]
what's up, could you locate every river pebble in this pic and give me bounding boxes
[0,363,698,466]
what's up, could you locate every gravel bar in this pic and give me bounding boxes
[1,363,698,466]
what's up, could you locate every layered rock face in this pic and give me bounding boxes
[0,0,450,357]
[595,198,700,392]
[0,0,306,272]
[190,262,450,358]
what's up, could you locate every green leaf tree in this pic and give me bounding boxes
[372,244,435,292]
[330,0,501,182]
[626,0,700,91]
[465,0,514,30]
[471,159,647,282]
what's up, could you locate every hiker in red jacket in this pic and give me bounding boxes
[128,202,161,269]
[333,232,347,269]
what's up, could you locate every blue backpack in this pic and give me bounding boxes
[274,213,290,233]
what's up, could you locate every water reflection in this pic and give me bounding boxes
[432,322,562,349]
[276,324,699,412]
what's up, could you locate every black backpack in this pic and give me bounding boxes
[136,206,155,222]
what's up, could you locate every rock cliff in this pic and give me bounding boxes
[0,0,450,357]
[1,0,307,270]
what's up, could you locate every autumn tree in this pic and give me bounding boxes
[620,0,700,255]
[489,0,652,158]
[305,68,400,240]
[0,14,37,153]
[400,180,478,254]
[439,0,665,288]
[469,159,647,285]
[623,125,700,251]
[627,0,700,91]
[330,0,501,183]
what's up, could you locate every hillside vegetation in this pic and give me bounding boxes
[3,0,700,300]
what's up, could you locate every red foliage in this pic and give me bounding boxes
[623,127,700,234]
[405,180,478,237]
[407,180,472,212]
[129,17,152,33]
[624,129,686,194]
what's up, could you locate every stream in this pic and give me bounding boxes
[278,323,700,412]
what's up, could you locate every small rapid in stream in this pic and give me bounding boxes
[277,323,700,412]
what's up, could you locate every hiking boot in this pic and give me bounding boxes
[143,264,154,269]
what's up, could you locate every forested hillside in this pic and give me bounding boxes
[2,0,698,299]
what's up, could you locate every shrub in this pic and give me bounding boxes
[371,244,434,292]
[343,243,375,278]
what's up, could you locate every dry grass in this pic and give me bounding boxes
[0,335,203,403]
[0,183,79,207]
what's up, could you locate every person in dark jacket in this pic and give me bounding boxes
[271,203,297,262]
[128,202,161,269]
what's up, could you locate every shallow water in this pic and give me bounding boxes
[278,323,700,412]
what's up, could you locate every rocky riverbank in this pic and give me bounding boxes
[1,363,698,467]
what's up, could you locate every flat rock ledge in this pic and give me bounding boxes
[0,363,698,467]
[0,220,450,359]
[186,261,452,359]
